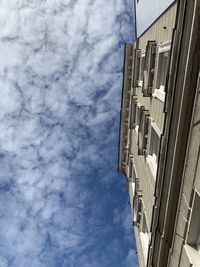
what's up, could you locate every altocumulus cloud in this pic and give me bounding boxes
[0,0,138,266]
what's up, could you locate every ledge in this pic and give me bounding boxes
[152,88,165,102]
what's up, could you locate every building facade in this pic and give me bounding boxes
[118,0,200,266]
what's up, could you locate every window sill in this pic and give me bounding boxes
[135,125,139,134]
[139,232,149,264]
[138,80,143,87]
[131,182,135,197]
[152,88,165,102]
[146,154,157,178]
[134,125,139,143]
[184,244,200,266]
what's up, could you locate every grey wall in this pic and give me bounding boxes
[135,0,176,37]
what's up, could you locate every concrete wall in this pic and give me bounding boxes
[135,0,176,37]
[138,3,177,52]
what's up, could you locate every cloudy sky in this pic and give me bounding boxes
[0,0,137,266]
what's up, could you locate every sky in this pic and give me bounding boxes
[0,0,137,266]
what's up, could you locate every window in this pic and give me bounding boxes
[142,41,156,97]
[138,53,145,87]
[146,120,161,177]
[127,158,135,202]
[134,104,144,138]
[127,160,137,204]
[128,156,134,181]
[133,178,142,226]
[129,96,138,129]
[139,210,150,264]
[136,104,143,127]
[128,161,137,193]
[153,41,171,102]
[133,188,150,264]
[133,49,141,88]
[138,109,150,155]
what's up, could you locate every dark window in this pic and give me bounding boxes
[155,50,170,90]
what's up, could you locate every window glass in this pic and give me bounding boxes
[139,209,149,263]
[136,105,144,127]
[149,126,160,163]
[146,123,161,177]
[157,50,170,90]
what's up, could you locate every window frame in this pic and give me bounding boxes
[138,108,150,155]
[133,177,142,226]
[132,49,141,88]
[133,190,150,264]
[139,207,150,264]
[129,96,138,129]
[138,52,145,87]
[153,41,171,102]
[146,119,161,177]
[142,41,156,97]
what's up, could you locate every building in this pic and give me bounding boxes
[118,0,200,266]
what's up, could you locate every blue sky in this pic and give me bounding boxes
[0,0,137,266]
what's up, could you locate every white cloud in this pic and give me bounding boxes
[125,249,138,267]
[0,80,22,118]
[0,7,19,39]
